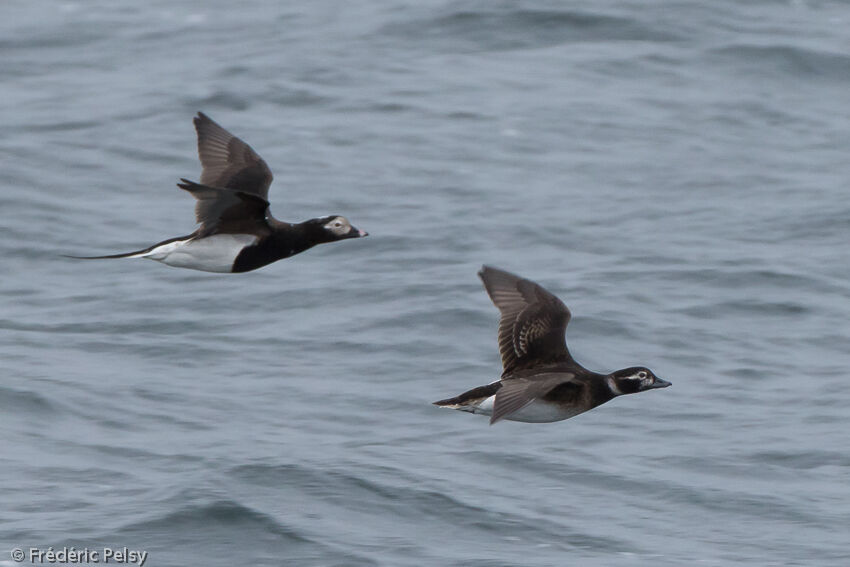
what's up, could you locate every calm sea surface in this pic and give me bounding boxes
[2,1,849,565]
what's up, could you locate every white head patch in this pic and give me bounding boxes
[324,216,351,236]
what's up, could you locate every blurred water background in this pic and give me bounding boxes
[2,1,849,565]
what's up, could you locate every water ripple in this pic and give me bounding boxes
[380,7,682,53]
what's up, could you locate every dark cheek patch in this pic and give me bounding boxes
[618,379,642,394]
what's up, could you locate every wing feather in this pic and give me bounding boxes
[490,373,574,424]
[177,179,270,236]
[479,266,573,375]
[193,112,274,199]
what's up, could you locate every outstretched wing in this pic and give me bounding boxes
[479,266,574,376]
[177,179,270,237]
[193,112,274,199]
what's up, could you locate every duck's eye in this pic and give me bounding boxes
[638,371,647,379]
[334,221,342,228]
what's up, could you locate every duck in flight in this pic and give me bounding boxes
[70,112,367,273]
[434,266,670,424]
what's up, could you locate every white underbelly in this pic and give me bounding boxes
[472,395,584,423]
[143,234,257,273]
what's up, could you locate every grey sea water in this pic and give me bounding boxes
[2,1,849,565]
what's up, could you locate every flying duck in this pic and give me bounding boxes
[70,112,367,273]
[434,266,670,424]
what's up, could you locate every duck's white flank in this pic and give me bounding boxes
[139,234,258,273]
[445,394,585,423]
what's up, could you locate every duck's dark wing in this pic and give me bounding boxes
[177,179,271,237]
[479,266,574,375]
[491,373,577,424]
[193,112,274,199]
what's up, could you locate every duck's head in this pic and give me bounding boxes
[316,215,368,241]
[607,367,671,395]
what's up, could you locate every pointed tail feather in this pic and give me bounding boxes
[432,398,476,413]
[433,396,463,408]
[62,249,151,260]
[433,382,501,409]
[63,233,195,261]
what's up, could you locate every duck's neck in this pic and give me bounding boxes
[290,219,335,245]
[266,220,328,256]
[229,221,319,273]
